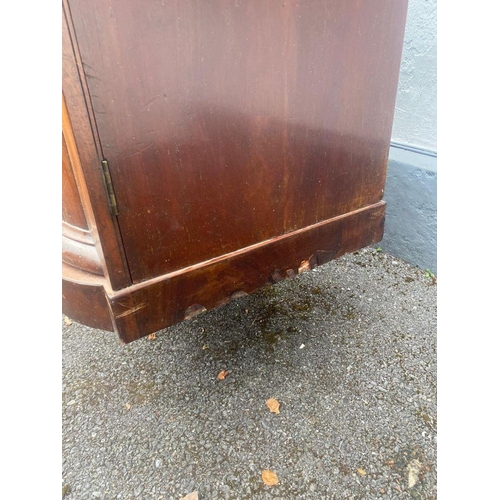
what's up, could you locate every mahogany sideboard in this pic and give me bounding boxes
[62,0,408,343]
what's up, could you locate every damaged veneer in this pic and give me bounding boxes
[63,201,385,343]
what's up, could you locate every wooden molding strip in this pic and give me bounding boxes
[113,200,386,297]
[62,234,104,276]
[109,201,386,342]
[62,221,94,245]
[63,201,386,342]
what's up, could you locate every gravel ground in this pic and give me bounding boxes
[62,247,437,499]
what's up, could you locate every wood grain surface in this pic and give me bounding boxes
[66,0,407,283]
[63,1,408,341]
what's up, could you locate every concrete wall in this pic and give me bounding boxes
[392,0,437,151]
[381,0,437,273]
[381,145,436,273]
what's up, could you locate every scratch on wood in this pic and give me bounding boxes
[299,254,319,274]
[184,304,207,320]
[298,259,311,274]
[115,302,147,319]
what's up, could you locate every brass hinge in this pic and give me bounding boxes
[101,159,119,216]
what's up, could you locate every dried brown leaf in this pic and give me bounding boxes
[148,333,156,340]
[64,316,73,326]
[266,398,280,414]
[217,370,229,380]
[180,492,198,500]
[357,468,367,476]
[261,469,279,486]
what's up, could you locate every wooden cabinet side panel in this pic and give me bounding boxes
[62,4,132,290]
[67,0,407,283]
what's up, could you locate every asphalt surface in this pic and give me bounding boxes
[62,247,437,499]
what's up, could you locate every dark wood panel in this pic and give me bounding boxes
[109,202,385,343]
[67,0,407,283]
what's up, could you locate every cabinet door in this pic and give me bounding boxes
[67,0,406,283]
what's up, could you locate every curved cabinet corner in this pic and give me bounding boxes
[62,125,104,276]
[62,263,113,332]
